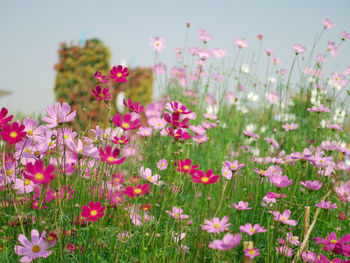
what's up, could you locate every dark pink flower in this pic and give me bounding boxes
[0,122,26,145]
[0,107,13,129]
[23,159,56,185]
[81,201,106,222]
[91,86,111,102]
[110,65,129,83]
[191,169,219,185]
[112,113,141,131]
[99,145,126,165]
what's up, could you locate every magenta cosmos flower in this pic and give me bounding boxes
[165,206,189,220]
[166,101,192,114]
[91,86,111,102]
[191,169,219,185]
[150,36,166,52]
[94,71,108,84]
[240,223,266,236]
[23,159,56,185]
[0,107,13,129]
[300,180,322,191]
[123,99,144,114]
[42,102,76,128]
[99,145,126,165]
[81,201,106,222]
[232,201,251,210]
[112,113,141,131]
[201,216,231,233]
[0,122,26,145]
[176,158,199,174]
[166,127,191,141]
[273,210,297,226]
[110,65,129,83]
[208,233,242,251]
[123,183,150,198]
[164,112,189,128]
[14,229,54,263]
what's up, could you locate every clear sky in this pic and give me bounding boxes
[0,0,349,114]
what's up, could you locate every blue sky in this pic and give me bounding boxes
[0,0,349,114]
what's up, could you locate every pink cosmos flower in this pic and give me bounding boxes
[234,38,248,48]
[328,41,339,57]
[23,159,56,185]
[341,30,350,40]
[292,44,306,54]
[264,138,280,149]
[157,159,168,170]
[212,48,227,58]
[0,107,13,129]
[323,18,335,29]
[191,169,219,185]
[244,247,260,259]
[166,101,192,115]
[257,34,263,40]
[321,232,339,251]
[223,160,245,171]
[270,174,293,188]
[140,167,163,186]
[286,232,300,246]
[315,200,338,210]
[153,62,167,74]
[254,168,271,177]
[148,117,166,130]
[266,92,280,104]
[112,113,141,131]
[302,251,317,262]
[99,145,126,165]
[282,123,298,131]
[240,223,266,236]
[42,102,76,128]
[111,135,131,145]
[201,216,231,233]
[165,206,189,220]
[164,112,189,128]
[243,130,260,139]
[123,99,144,114]
[232,201,251,210]
[197,29,213,42]
[13,177,35,194]
[14,229,54,263]
[265,49,274,56]
[81,201,106,222]
[193,133,209,144]
[208,233,242,251]
[276,245,293,257]
[0,122,26,145]
[91,86,111,102]
[221,166,232,180]
[307,104,330,112]
[273,210,297,226]
[150,36,166,52]
[137,127,152,137]
[110,65,129,83]
[300,180,322,191]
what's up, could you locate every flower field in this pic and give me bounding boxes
[1,19,350,262]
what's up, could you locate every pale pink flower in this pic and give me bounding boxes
[270,174,293,188]
[165,206,189,220]
[315,200,338,210]
[244,247,260,259]
[153,63,167,74]
[300,180,322,191]
[341,30,350,40]
[234,38,248,48]
[292,44,306,55]
[42,102,76,128]
[137,127,152,137]
[232,201,251,210]
[157,159,168,170]
[322,18,335,29]
[221,166,232,180]
[197,29,213,42]
[211,48,227,58]
[265,49,274,56]
[328,41,339,57]
[282,123,298,131]
[150,36,166,52]
[301,251,317,262]
[276,245,293,257]
[140,167,163,186]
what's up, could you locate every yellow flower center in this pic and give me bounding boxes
[331,239,337,244]
[25,148,32,153]
[134,188,142,194]
[35,173,44,180]
[10,131,17,138]
[201,177,209,183]
[100,93,105,97]
[183,165,189,170]
[103,134,108,138]
[7,169,13,176]
[63,135,69,139]
[147,176,152,181]
[24,179,31,186]
[107,156,115,162]
[156,42,160,46]
[34,151,40,156]
[174,213,180,218]
[115,196,120,201]
[213,223,220,229]
[49,141,54,146]
[249,250,255,255]
[261,170,265,174]
[232,165,237,169]
[90,210,97,216]
[27,130,33,136]
[121,123,130,129]
[117,73,122,77]
[250,228,256,233]
[32,245,41,253]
